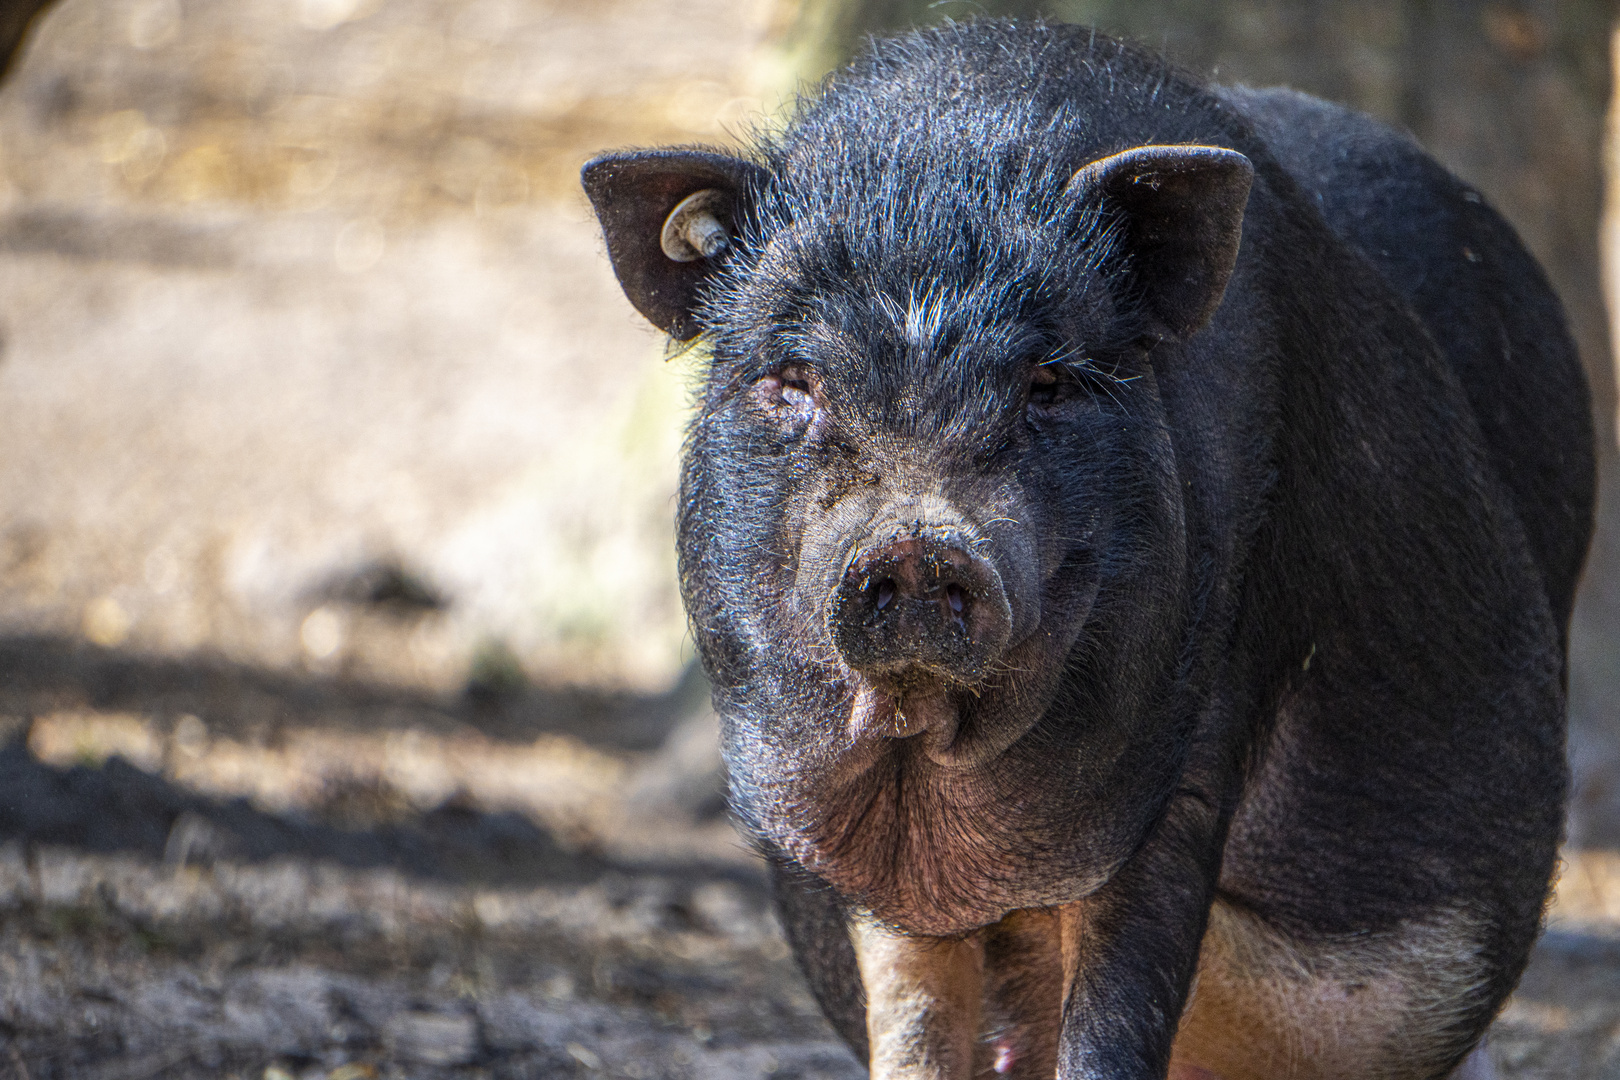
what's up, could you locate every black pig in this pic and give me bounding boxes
[582,22,1594,1080]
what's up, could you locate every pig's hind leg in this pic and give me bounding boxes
[1170,899,1497,1080]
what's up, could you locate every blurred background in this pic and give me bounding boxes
[0,0,1616,1077]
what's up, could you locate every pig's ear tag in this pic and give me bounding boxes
[580,149,764,341]
[1069,144,1254,340]
[660,189,731,262]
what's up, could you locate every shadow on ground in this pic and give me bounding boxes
[0,632,708,752]
[0,633,751,888]
[0,737,622,888]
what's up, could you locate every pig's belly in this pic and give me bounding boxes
[1169,899,1493,1080]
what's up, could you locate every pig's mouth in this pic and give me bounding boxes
[836,567,1101,773]
[839,661,1037,773]
[847,668,964,758]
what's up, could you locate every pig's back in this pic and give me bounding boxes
[1219,86,1595,639]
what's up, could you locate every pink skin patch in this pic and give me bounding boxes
[1169,1065,1225,1080]
[992,1040,1017,1074]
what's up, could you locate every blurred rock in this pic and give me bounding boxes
[162,807,242,867]
[624,705,725,823]
[384,1010,478,1066]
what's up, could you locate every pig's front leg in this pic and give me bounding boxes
[1057,792,1226,1080]
[849,915,985,1080]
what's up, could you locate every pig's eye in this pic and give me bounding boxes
[1028,363,1080,409]
[753,366,818,424]
[1028,357,1120,415]
[781,373,813,408]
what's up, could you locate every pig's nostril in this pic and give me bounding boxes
[830,533,1013,683]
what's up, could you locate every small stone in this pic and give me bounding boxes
[565,1043,602,1071]
[83,595,131,648]
[327,1065,378,1080]
[384,1011,479,1066]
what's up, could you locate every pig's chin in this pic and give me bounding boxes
[768,718,1120,935]
[846,674,964,765]
[755,629,1120,933]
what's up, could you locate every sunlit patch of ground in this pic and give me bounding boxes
[0,0,800,703]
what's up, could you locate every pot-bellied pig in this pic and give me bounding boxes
[582,21,1594,1080]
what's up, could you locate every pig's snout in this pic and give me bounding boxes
[829,532,1014,684]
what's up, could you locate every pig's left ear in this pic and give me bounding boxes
[1069,144,1254,340]
[582,149,766,341]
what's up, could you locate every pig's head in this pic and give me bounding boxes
[583,72,1252,934]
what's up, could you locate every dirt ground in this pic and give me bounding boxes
[0,637,1612,1079]
[0,637,867,1079]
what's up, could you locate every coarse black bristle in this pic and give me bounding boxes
[693,22,1258,400]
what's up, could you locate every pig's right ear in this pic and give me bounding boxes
[581,150,766,341]
[1068,144,1254,340]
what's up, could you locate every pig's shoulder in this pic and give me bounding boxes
[1218,84,1594,633]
